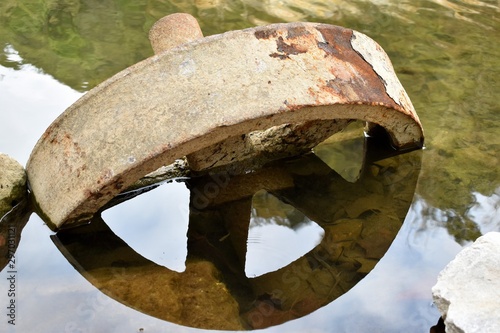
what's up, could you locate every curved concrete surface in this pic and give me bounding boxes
[26,19,424,230]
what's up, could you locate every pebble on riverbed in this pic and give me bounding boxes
[0,153,27,218]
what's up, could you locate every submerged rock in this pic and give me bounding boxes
[432,232,500,333]
[0,153,27,218]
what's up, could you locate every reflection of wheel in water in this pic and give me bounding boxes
[0,198,32,272]
[51,143,421,330]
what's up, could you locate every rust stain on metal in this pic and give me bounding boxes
[270,52,289,60]
[42,121,61,143]
[325,79,343,94]
[47,132,88,176]
[75,164,87,178]
[314,25,399,108]
[286,25,311,39]
[269,36,309,59]
[254,28,278,40]
[277,36,307,55]
[257,25,315,60]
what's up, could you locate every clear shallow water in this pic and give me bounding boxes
[0,0,499,332]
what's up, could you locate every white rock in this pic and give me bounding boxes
[0,153,27,217]
[432,232,500,333]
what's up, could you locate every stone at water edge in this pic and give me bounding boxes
[432,232,500,333]
[0,153,27,218]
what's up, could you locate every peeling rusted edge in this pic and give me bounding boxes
[258,25,310,60]
[349,31,418,116]
[313,25,400,110]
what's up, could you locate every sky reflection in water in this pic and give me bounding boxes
[103,181,190,273]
